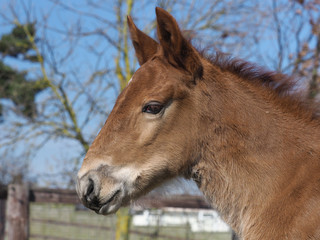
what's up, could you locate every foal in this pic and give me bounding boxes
[77,8,320,239]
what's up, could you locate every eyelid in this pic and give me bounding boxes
[145,101,162,106]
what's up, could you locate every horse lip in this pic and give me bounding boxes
[98,189,122,215]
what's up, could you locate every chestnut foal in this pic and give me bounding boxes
[77,8,320,239]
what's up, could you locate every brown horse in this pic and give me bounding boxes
[77,8,320,239]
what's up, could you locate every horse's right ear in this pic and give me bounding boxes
[127,16,159,66]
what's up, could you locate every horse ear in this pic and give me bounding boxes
[155,7,203,79]
[127,16,159,65]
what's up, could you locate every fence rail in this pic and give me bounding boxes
[0,184,211,207]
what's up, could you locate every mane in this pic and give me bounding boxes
[200,51,320,121]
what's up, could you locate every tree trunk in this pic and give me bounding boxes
[115,208,131,240]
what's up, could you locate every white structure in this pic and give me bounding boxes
[132,207,230,233]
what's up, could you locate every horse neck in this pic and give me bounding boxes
[192,64,320,238]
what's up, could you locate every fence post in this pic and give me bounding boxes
[5,184,29,240]
[0,199,5,240]
[232,230,239,240]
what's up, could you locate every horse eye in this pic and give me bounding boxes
[142,102,164,114]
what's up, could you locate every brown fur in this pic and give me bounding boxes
[77,8,320,239]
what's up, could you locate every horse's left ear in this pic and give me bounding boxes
[156,7,203,79]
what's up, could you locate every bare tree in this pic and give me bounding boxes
[0,0,115,186]
[247,0,320,99]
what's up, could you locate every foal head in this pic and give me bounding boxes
[77,8,204,214]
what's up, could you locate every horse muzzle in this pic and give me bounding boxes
[76,169,125,215]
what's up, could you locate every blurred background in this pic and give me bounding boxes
[0,0,319,239]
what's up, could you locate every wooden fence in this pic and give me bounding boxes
[0,184,239,240]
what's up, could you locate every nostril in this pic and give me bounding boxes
[85,178,95,201]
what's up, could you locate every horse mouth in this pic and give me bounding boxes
[98,189,122,215]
